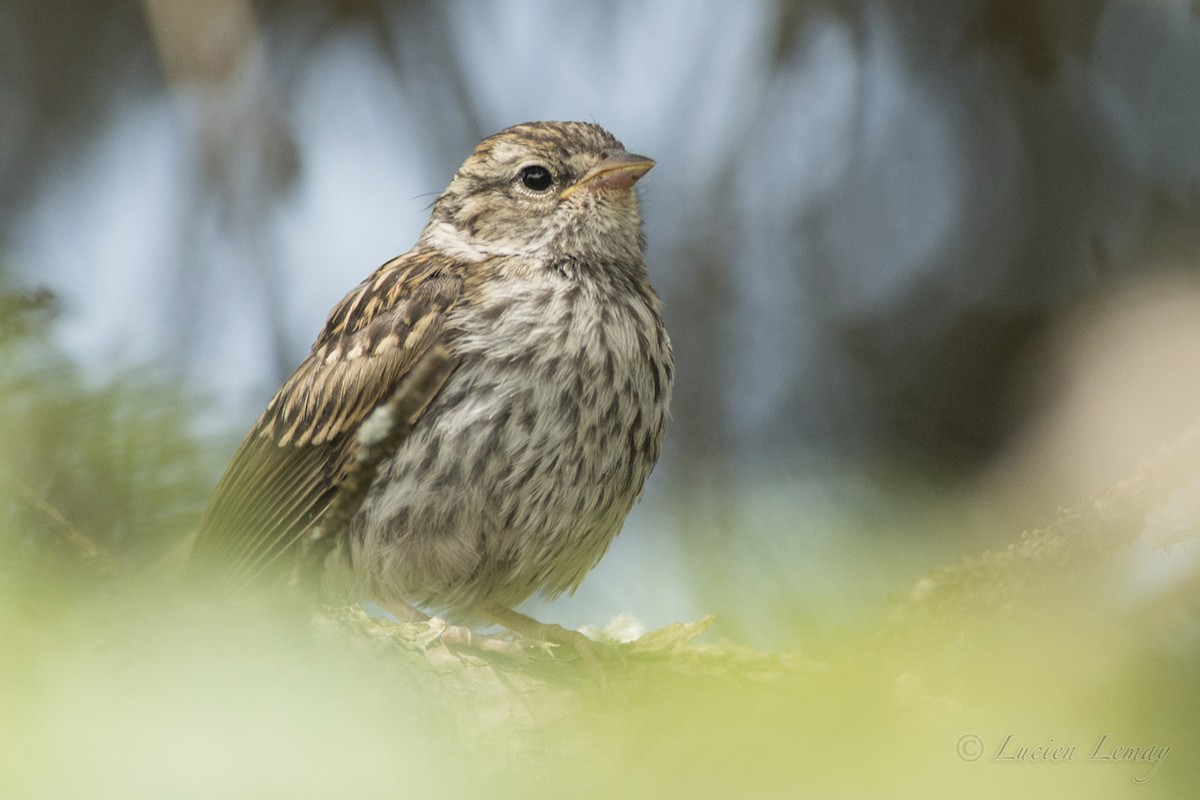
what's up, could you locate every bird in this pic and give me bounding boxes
[189,121,673,647]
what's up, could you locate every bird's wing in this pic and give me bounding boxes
[189,249,466,593]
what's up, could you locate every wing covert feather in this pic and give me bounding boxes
[190,251,466,591]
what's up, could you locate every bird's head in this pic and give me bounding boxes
[421,121,654,265]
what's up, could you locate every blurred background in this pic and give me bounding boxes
[3,0,1200,645]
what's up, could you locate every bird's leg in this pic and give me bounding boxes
[379,598,471,643]
[378,599,525,656]
[380,598,430,622]
[482,606,610,686]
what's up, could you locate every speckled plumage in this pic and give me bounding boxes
[190,121,673,622]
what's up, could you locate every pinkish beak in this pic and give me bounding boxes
[559,149,655,200]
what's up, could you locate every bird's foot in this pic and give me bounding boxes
[483,606,617,688]
[378,599,530,657]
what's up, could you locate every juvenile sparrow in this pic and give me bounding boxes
[190,121,673,643]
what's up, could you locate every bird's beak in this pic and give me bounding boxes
[559,149,655,201]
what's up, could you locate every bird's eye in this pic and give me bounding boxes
[519,165,554,192]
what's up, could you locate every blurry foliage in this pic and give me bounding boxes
[0,277,219,605]
[0,445,1197,798]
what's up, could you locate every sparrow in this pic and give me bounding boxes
[189,121,673,645]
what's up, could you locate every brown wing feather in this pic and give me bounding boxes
[189,249,466,592]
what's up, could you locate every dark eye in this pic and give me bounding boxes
[519,165,553,192]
